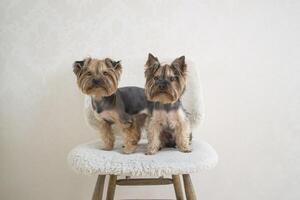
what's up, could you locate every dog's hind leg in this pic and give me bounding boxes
[121,123,140,154]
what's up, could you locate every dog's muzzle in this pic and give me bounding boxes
[156,79,169,91]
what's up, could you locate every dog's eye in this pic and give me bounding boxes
[154,76,159,81]
[154,63,160,68]
[86,72,92,76]
[103,71,109,76]
[170,76,176,81]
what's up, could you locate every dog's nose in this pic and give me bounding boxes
[157,79,168,90]
[92,79,101,85]
[159,84,166,90]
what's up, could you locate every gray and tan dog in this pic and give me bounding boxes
[73,57,148,154]
[144,53,192,155]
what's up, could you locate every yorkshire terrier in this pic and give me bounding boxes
[73,57,148,154]
[144,53,192,155]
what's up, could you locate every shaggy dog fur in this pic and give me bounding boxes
[144,53,192,155]
[73,57,147,154]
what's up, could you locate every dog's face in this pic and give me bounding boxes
[144,53,187,104]
[73,57,122,97]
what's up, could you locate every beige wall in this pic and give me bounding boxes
[1,0,299,199]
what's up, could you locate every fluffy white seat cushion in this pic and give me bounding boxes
[68,139,218,176]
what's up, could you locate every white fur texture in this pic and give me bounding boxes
[68,139,218,176]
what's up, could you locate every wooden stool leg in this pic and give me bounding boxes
[92,175,106,200]
[106,175,117,200]
[172,175,184,200]
[183,174,197,200]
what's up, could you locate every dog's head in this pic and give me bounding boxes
[144,53,187,104]
[73,57,122,97]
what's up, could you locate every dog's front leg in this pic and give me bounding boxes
[175,119,192,153]
[175,109,192,153]
[98,119,115,150]
[146,119,161,155]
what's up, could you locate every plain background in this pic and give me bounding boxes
[1,0,299,199]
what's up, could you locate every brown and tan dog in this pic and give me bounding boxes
[73,57,148,154]
[144,53,192,155]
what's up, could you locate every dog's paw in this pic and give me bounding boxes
[145,151,155,155]
[123,145,137,154]
[101,146,114,151]
[145,147,159,155]
[179,146,192,153]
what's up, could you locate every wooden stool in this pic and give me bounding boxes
[92,174,196,200]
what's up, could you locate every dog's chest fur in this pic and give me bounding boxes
[149,101,185,129]
[151,109,182,129]
[150,107,187,147]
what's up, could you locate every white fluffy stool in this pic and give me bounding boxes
[68,140,217,199]
[68,139,217,176]
[68,58,218,200]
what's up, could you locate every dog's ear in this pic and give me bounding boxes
[105,58,122,70]
[171,56,186,73]
[73,58,91,75]
[73,60,84,75]
[146,53,159,67]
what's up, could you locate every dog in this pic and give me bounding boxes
[73,57,148,154]
[144,53,192,155]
